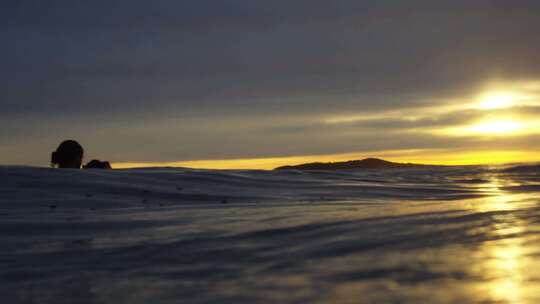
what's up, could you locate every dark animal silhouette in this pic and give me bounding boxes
[83,160,112,169]
[51,140,84,168]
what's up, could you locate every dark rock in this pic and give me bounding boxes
[83,160,112,169]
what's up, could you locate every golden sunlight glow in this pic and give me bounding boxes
[474,80,540,110]
[436,117,540,138]
[477,92,518,110]
[468,120,523,135]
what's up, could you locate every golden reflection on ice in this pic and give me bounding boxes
[473,175,517,212]
[475,175,527,303]
[484,232,526,304]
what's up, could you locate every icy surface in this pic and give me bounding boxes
[1,165,540,303]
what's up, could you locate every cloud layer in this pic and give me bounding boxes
[1,1,540,165]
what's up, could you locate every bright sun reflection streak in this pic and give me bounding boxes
[475,176,526,304]
[474,175,516,212]
[488,238,525,304]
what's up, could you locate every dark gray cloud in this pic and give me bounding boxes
[2,1,540,165]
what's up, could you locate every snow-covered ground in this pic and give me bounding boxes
[1,166,540,303]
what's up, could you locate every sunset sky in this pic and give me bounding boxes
[2,1,540,169]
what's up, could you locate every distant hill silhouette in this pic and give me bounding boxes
[502,164,540,173]
[275,158,430,171]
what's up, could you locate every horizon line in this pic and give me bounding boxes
[111,149,540,170]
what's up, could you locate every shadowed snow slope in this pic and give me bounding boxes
[1,165,540,303]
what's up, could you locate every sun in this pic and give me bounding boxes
[477,92,517,110]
